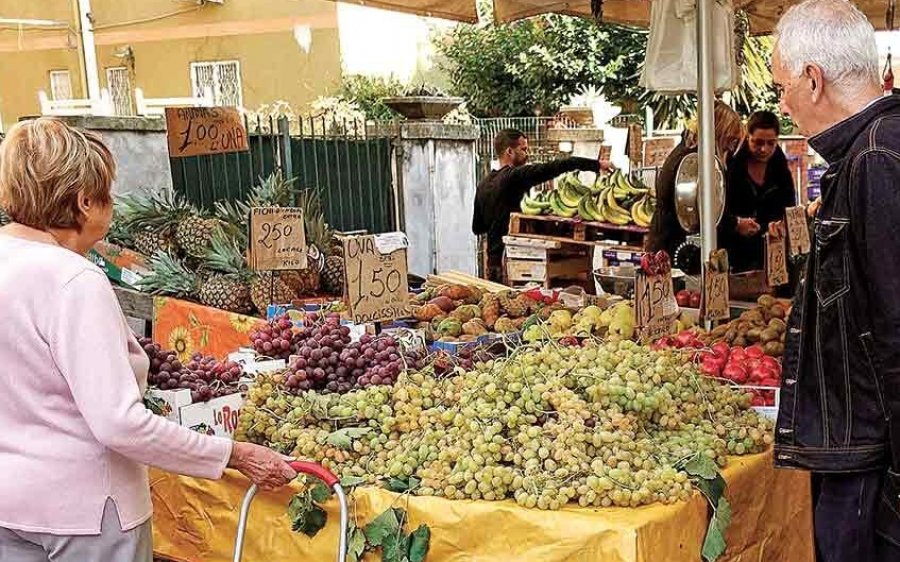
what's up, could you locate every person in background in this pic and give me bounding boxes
[472,129,610,282]
[720,110,796,272]
[647,101,745,261]
[0,118,296,562]
[772,0,900,559]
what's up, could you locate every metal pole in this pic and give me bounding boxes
[76,0,101,100]
[697,0,717,327]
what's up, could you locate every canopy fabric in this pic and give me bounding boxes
[323,0,898,35]
[491,0,898,34]
[325,0,478,22]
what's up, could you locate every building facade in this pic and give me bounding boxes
[0,0,343,130]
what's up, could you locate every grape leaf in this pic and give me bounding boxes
[386,476,421,493]
[364,507,403,547]
[409,524,431,562]
[383,532,412,562]
[693,474,727,510]
[714,496,732,532]
[347,527,367,562]
[287,492,328,537]
[311,481,331,503]
[341,475,367,489]
[702,513,727,562]
[326,427,373,450]
[683,454,719,480]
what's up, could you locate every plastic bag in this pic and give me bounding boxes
[640,0,739,93]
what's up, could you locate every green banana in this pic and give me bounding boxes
[557,186,584,208]
[520,195,546,216]
[549,191,578,218]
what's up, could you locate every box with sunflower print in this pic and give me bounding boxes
[152,297,265,363]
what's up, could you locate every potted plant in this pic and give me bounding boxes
[383,85,464,121]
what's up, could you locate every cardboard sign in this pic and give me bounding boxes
[599,145,613,166]
[342,233,410,324]
[165,107,249,158]
[642,137,677,168]
[702,269,730,321]
[627,123,643,165]
[634,269,677,342]
[785,206,811,256]
[248,207,307,271]
[766,232,789,286]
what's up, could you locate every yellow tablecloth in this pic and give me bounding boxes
[150,450,813,562]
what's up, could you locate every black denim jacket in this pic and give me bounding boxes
[775,96,900,473]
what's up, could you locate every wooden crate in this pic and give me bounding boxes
[506,256,592,288]
[508,213,648,246]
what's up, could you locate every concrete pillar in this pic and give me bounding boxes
[396,122,479,277]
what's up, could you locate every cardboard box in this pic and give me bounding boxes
[89,241,150,289]
[144,389,192,424]
[179,392,246,438]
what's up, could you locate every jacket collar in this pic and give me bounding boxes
[809,95,900,163]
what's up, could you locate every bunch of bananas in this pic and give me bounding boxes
[520,171,655,228]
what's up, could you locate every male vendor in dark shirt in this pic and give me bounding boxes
[472,129,607,282]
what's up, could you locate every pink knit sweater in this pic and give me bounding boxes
[0,235,233,535]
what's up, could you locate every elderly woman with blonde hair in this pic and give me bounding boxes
[0,118,297,561]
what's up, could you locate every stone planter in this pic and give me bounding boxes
[384,96,464,120]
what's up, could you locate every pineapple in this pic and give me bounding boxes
[199,232,257,314]
[115,191,190,257]
[175,215,222,260]
[136,251,200,300]
[321,253,345,295]
[250,272,297,314]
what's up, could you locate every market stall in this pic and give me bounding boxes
[150,450,812,562]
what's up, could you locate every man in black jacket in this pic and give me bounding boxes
[772,0,900,559]
[473,129,606,281]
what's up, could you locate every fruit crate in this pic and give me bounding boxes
[506,256,591,289]
[508,213,648,247]
[737,384,780,421]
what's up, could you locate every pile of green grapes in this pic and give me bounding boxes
[236,340,773,510]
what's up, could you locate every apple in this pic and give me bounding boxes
[711,342,731,359]
[746,345,765,359]
[689,292,702,308]
[676,290,691,308]
[723,364,749,384]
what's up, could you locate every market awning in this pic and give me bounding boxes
[325,0,479,23]
[492,0,899,34]
[325,0,900,34]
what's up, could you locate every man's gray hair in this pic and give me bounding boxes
[775,0,879,95]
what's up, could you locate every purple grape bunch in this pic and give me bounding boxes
[140,337,243,403]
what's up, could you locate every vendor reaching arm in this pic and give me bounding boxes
[473,129,608,282]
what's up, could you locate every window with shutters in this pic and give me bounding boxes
[49,70,73,101]
[106,67,134,116]
[190,60,243,107]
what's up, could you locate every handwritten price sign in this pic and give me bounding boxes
[634,270,677,342]
[165,107,249,158]
[766,232,789,287]
[248,207,307,271]
[784,206,811,257]
[342,233,410,324]
[703,269,730,321]
[643,137,677,168]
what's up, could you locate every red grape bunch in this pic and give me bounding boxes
[140,337,243,403]
[248,314,302,360]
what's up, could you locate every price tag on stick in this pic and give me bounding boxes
[766,232,789,286]
[634,269,677,342]
[165,107,249,158]
[342,233,411,324]
[701,250,730,321]
[248,207,307,271]
[784,206,811,256]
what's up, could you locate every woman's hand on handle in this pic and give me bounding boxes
[228,442,297,490]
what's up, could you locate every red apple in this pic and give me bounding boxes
[689,292,702,308]
[676,290,691,308]
[746,345,765,359]
[723,364,749,384]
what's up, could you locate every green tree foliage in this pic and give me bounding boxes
[435,10,779,127]
[338,74,406,122]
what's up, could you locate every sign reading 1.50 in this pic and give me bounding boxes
[342,234,410,324]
